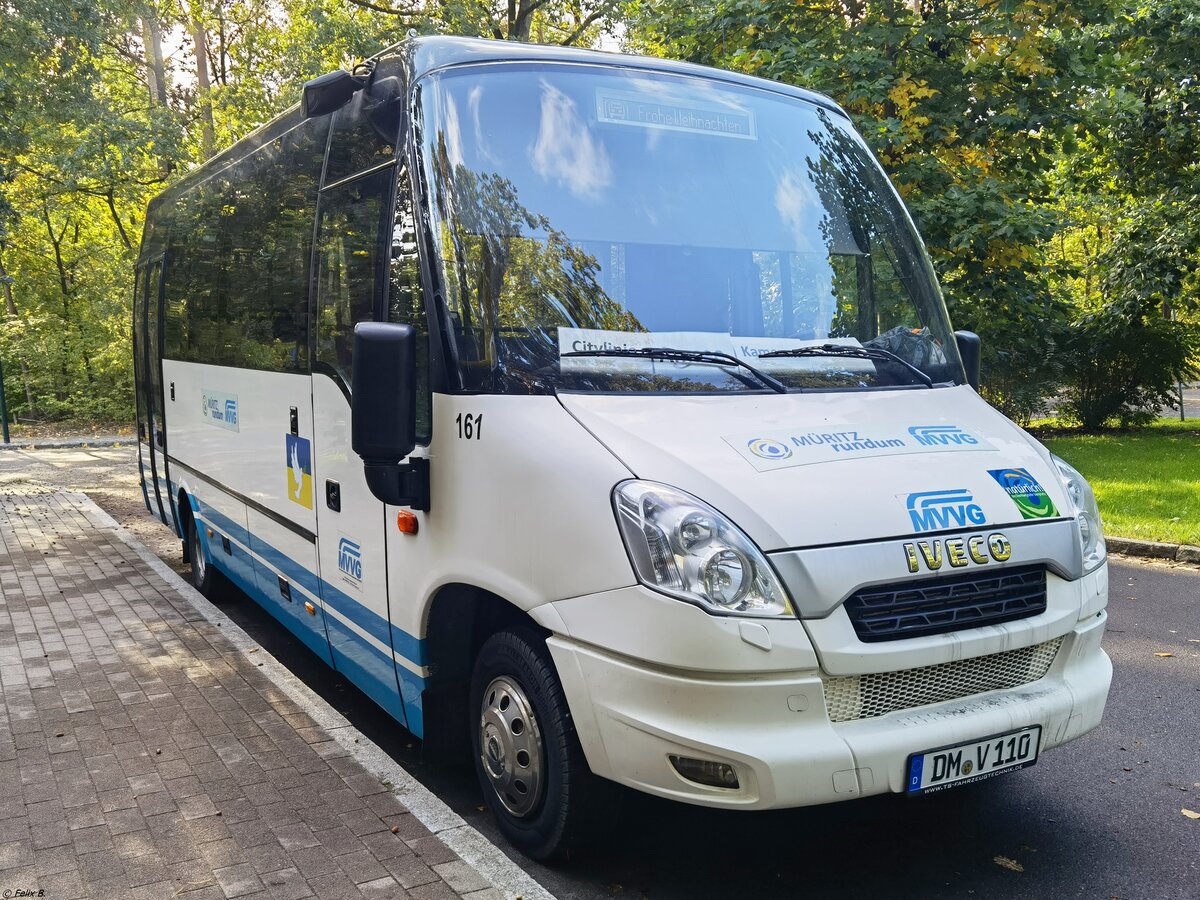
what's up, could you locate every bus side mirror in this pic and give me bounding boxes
[302,69,365,118]
[351,322,429,510]
[955,330,981,391]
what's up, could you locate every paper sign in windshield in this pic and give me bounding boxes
[596,89,757,140]
[727,423,995,471]
[558,328,870,374]
[559,328,734,373]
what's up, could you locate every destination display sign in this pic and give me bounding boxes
[595,89,757,139]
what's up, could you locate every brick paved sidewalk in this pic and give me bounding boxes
[0,492,505,900]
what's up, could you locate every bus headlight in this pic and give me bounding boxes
[1051,455,1106,573]
[613,481,794,617]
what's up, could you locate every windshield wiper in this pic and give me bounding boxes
[758,343,934,388]
[561,346,788,394]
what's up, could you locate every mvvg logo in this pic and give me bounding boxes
[906,489,986,532]
[200,389,239,432]
[337,537,362,584]
[908,425,979,446]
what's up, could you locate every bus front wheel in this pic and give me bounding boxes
[469,628,615,861]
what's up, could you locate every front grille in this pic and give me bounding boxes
[844,565,1047,642]
[823,637,1063,722]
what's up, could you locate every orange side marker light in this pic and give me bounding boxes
[396,510,419,535]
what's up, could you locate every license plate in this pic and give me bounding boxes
[906,725,1041,795]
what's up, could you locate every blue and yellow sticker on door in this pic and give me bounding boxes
[286,434,313,509]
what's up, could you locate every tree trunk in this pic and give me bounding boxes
[0,243,37,414]
[42,203,72,301]
[0,245,16,318]
[106,191,133,250]
[217,13,228,85]
[558,3,610,46]
[510,0,543,41]
[141,10,168,106]
[182,0,217,157]
[41,204,73,398]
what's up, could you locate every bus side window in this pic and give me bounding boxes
[315,167,393,386]
[387,166,431,445]
[324,99,398,187]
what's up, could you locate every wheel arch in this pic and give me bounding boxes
[420,582,548,763]
[177,486,195,562]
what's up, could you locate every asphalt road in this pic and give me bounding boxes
[197,558,1200,900]
[3,447,1198,898]
[1162,386,1200,419]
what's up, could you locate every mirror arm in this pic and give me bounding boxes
[363,457,429,511]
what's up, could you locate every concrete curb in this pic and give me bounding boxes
[1106,537,1200,566]
[71,491,555,900]
[0,435,134,449]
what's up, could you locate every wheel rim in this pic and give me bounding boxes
[191,521,207,584]
[479,675,544,818]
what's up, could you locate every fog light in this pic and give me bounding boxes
[669,755,740,789]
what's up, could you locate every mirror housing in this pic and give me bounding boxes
[351,322,429,510]
[301,69,365,118]
[955,330,981,391]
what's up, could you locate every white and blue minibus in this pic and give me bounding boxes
[134,36,1112,860]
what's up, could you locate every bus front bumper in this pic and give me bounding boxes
[546,611,1110,809]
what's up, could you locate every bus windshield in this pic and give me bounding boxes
[417,64,964,394]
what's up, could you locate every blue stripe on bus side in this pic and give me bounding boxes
[185,488,331,665]
[195,500,423,664]
[397,665,424,739]
[321,579,426,666]
[188,494,427,733]
[323,611,409,727]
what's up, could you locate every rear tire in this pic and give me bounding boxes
[186,510,228,600]
[470,628,619,861]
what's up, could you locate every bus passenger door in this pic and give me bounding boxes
[132,266,151,514]
[138,257,174,529]
[310,164,409,728]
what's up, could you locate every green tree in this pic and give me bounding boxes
[0,0,164,420]
[0,0,626,427]
[1052,1,1200,426]
[628,0,1111,421]
[354,0,622,45]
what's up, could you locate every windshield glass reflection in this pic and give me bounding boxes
[418,65,963,394]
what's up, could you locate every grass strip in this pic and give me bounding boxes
[1041,421,1200,546]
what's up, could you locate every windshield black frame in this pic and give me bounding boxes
[412,61,966,396]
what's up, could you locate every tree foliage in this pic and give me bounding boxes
[630,0,1199,425]
[1,0,1196,429]
[1052,1,1200,424]
[0,0,622,423]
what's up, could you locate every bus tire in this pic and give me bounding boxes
[470,628,616,861]
[186,511,227,600]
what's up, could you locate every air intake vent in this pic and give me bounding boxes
[844,565,1047,642]
[823,637,1063,722]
